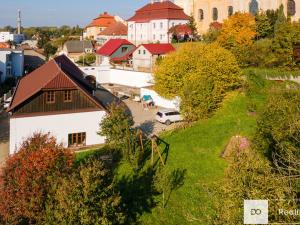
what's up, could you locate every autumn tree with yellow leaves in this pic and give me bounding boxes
[217,12,256,48]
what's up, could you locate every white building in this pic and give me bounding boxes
[7,55,120,154]
[0,49,24,83]
[132,43,175,72]
[0,32,25,44]
[127,0,190,45]
[174,0,300,34]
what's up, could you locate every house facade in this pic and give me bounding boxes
[127,0,190,45]
[132,43,175,72]
[96,39,135,65]
[0,32,25,44]
[85,12,117,40]
[61,40,94,62]
[0,49,24,83]
[7,55,120,154]
[175,0,300,34]
[97,22,128,45]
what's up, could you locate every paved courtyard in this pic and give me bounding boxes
[123,99,180,136]
[0,111,9,166]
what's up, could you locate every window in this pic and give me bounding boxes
[121,47,128,53]
[172,22,175,27]
[153,23,156,28]
[198,9,204,21]
[140,34,143,39]
[228,6,234,16]
[160,34,163,40]
[46,91,55,103]
[212,7,218,21]
[287,0,296,16]
[143,50,146,54]
[249,0,259,15]
[68,132,86,147]
[138,50,141,54]
[160,22,163,29]
[64,90,72,102]
[153,34,156,40]
[140,24,142,28]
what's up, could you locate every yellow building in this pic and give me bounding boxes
[174,0,299,33]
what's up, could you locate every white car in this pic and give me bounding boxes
[3,97,12,110]
[156,109,183,125]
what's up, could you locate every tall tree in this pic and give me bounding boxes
[255,11,272,39]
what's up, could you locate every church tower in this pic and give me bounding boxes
[174,0,193,16]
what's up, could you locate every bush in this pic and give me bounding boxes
[77,53,96,65]
[45,157,125,225]
[254,90,300,181]
[0,133,74,224]
[154,42,242,121]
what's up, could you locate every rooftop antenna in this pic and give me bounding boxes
[17,9,21,34]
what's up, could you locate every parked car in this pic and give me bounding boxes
[3,97,12,110]
[156,109,183,125]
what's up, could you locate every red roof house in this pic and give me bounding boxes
[96,39,135,65]
[132,43,175,71]
[86,12,116,28]
[127,1,189,44]
[128,1,189,22]
[97,22,128,45]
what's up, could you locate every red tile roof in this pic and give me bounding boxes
[0,42,11,49]
[98,22,128,36]
[141,43,175,55]
[8,55,104,112]
[168,24,192,35]
[86,12,117,28]
[128,1,189,22]
[96,39,133,56]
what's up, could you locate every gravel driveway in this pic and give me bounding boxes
[123,99,180,136]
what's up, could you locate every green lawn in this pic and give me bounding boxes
[134,91,258,224]
[76,74,272,224]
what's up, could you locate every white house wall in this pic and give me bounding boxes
[9,111,106,154]
[128,19,189,45]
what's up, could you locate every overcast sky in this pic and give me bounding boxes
[0,0,149,27]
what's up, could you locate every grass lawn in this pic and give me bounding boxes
[133,91,259,224]
[76,75,272,224]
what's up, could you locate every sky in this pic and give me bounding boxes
[0,0,149,27]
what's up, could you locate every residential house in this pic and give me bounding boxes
[168,24,192,42]
[85,12,117,40]
[7,54,121,154]
[61,40,94,62]
[0,32,25,44]
[0,49,24,83]
[96,39,135,65]
[132,43,175,72]
[127,0,189,45]
[175,0,300,34]
[18,45,46,73]
[97,22,128,45]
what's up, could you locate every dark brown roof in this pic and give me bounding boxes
[64,40,93,53]
[98,22,128,36]
[8,55,119,112]
[128,1,189,22]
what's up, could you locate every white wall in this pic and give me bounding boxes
[128,19,189,45]
[80,65,154,88]
[140,88,180,110]
[132,46,152,71]
[10,111,106,154]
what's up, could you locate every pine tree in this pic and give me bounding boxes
[255,11,272,39]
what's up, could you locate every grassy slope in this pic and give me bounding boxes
[124,91,260,225]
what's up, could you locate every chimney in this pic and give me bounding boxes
[17,9,21,34]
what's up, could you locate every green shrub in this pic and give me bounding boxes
[45,157,125,225]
